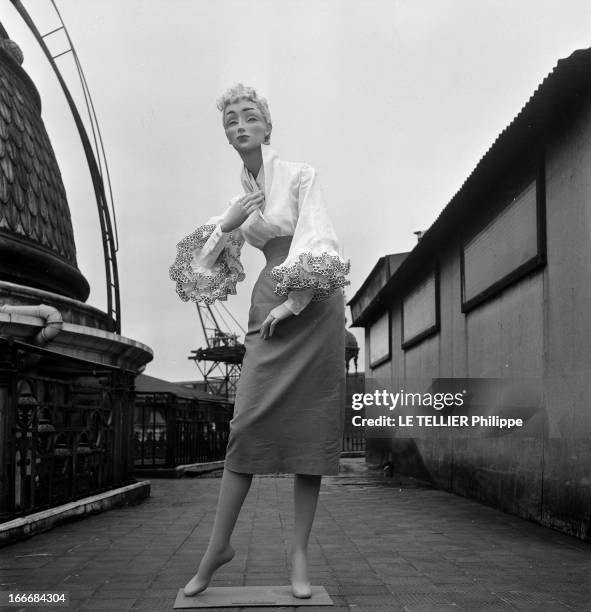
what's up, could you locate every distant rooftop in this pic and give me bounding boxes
[135,374,228,403]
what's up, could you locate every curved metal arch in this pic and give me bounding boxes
[9,0,121,333]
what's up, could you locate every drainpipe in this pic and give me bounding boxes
[0,304,63,346]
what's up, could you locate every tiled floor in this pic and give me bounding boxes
[1,460,589,611]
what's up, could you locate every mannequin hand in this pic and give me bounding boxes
[220,191,265,232]
[260,303,293,340]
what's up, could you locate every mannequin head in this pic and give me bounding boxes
[217,84,272,151]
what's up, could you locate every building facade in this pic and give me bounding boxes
[349,47,591,540]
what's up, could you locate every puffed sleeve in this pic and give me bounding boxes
[270,164,350,301]
[169,197,246,304]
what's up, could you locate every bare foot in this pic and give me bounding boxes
[290,549,312,599]
[183,544,235,597]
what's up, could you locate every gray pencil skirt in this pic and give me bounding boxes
[223,235,345,475]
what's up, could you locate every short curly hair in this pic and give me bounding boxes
[216,83,272,144]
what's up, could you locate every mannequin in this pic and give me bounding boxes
[170,84,349,599]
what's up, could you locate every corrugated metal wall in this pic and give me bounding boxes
[366,97,591,540]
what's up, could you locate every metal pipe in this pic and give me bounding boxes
[0,304,63,346]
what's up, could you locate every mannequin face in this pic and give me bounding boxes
[223,98,270,152]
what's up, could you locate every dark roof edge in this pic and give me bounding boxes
[347,255,388,307]
[135,373,229,403]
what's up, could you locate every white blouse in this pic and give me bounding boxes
[170,144,349,315]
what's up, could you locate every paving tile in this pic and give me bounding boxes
[130,596,175,609]
[92,588,146,598]
[347,594,406,605]
[327,584,392,596]
[394,591,457,606]
[348,607,405,612]
[401,606,460,612]
[77,598,137,611]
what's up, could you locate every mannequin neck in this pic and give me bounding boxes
[238,146,263,178]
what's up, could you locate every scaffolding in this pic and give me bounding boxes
[189,302,245,401]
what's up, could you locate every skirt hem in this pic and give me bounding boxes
[224,459,341,477]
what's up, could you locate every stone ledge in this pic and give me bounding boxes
[0,280,112,330]
[0,310,153,372]
[340,451,366,458]
[0,480,151,546]
[134,460,225,479]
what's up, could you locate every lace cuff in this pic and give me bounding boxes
[270,252,350,301]
[169,224,245,304]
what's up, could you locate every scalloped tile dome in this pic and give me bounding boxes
[0,42,89,301]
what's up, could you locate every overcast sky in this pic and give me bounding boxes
[1,0,590,381]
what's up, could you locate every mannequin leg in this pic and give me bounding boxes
[183,467,253,596]
[290,473,321,598]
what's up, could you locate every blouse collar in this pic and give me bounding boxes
[241,143,278,196]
